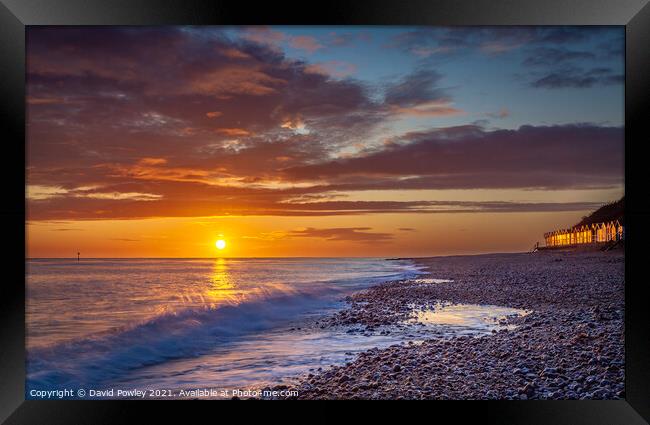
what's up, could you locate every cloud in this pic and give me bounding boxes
[598,38,624,59]
[284,124,623,190]
[390,100,463,117]
[485,108,510,119]
[25,27,624,222]
[305,61,357,78]
[217,47,251,60]
[27,185,70,200]
[26,192,611,220]
[242,231,287,241]
[139,157,167,166]
[384,70,449,108]
[240,28,325,54]
[288,227,393,242]
[390,26,621,58]
[214,128,252,137]
[27,122,622,220]
[409,46,454,57]
[27,96,69,105]
[79,192,162,201]
[530,67,623,89]
[289,36,324,53]
[523,47,596,67]
[513,40,622,90]
[327,31,372,47]
[27,185,163,202]
[277,200,607,215]
[381,69,464,117]
[479,41,523,55]
[26,27,384,182]
[240,26,286,46]
[189,66,287,96]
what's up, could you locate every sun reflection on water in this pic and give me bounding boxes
[205,258,241,306]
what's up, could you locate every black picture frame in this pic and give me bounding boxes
[1,0,648,423]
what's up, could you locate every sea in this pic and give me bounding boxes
[25,257,526,399]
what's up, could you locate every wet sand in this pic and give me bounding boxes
[266,249,624,400]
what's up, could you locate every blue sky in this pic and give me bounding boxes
[257,26,624,132]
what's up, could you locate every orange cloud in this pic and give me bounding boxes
[27,96,68,105]
[138,157,168,166]
[78,192,162,201]
[305,61,357,78]
[280,116,306,133]
[241,27,286,45]
[214,128,252,137]
[26,184,162,202]
[218,47,251,59]
[190,66,286,97]
[104,161,213,185]
[206,111,223,118]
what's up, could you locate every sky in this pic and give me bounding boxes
[26,26,624,258]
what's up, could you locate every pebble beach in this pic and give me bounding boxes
[265,249,625,400]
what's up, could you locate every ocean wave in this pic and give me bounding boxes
[26,264,420,391]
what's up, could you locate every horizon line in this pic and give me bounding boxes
[25,251,528,260]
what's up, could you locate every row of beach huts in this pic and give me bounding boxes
[543,220,624,248]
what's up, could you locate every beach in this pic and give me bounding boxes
[269,249,624,399]
[26,252,624,400]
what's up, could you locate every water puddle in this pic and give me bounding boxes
[405,301,531,334]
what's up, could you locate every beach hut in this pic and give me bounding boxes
[617,221,624,240]
[575,225,591,244]
[595,222,606,243]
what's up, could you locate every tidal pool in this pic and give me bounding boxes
[406,301,531,335]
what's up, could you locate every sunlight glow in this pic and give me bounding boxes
[216,239,226,250]
[205,257,240,305]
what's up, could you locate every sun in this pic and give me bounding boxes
[215,239,226,250]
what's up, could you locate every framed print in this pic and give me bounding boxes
[1,0,649,423]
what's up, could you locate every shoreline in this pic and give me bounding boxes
[264,249,624,399]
